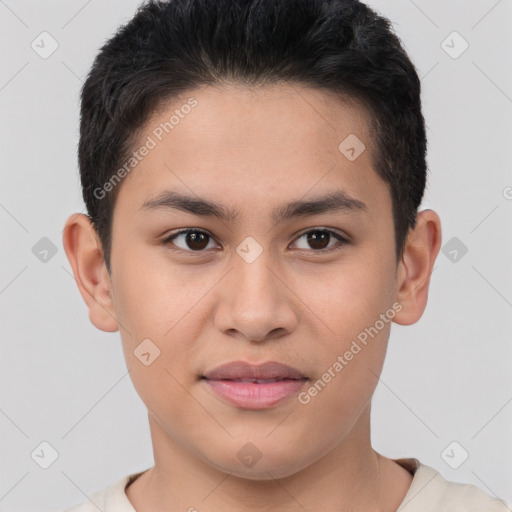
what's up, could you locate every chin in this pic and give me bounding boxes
[220,461,303,481]
[202,445,312,481]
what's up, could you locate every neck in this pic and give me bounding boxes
[126,405,412,512]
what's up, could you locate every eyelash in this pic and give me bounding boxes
[161,228,349,254]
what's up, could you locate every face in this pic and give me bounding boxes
[105,83,404,478]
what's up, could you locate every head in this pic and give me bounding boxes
[64,0,441,479]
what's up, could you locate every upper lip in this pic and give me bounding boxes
[203,361,307,380]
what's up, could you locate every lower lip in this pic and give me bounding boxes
[203,378,308,409]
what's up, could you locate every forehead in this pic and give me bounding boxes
[147,82,375,161]
[113,82,389,222]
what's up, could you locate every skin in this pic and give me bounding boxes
[63,83,442,512]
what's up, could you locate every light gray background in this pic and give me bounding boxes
[1,1,511,510]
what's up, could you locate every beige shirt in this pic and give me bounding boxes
[62,458,511,512]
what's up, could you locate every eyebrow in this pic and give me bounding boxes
[139,189,367,222]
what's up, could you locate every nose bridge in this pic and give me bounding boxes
[214,238,297,341]
[232,239,280,309]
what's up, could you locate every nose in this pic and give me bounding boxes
[213,247,298,343]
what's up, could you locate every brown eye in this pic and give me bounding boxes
[306,231,330,250]
[163,229,218,251]
[292,229,348,252]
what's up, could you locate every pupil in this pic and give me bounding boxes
[187,232,208,250]
[308,231,329,250]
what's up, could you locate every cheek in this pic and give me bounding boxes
[294,251,396,400]
[112,259,204,416]
[111,249,212,387]
[298,255,395,340]
[297,319,390,430]
[112,246,199,340]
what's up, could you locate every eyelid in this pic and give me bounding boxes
[292,226,349,243]
[162,228,220,251]
[290,227,349,253]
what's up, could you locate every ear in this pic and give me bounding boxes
[62,213,119,332]
[393,209,442,326]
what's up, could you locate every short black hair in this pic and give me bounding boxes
[78,0,427,274]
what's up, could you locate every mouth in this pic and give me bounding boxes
[202,360,307,380]
[209,378,299,383]
[201,361,309,409]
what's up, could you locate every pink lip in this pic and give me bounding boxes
[203,379,307,409]
[202,361,308,409]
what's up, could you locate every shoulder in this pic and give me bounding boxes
[60,471,146,512]
[395,458,512,512]
[60,485,110,512]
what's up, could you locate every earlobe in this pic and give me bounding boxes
[62,213,119,333]
[393,209,442,326]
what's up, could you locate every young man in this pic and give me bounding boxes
[61,0,510,510]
